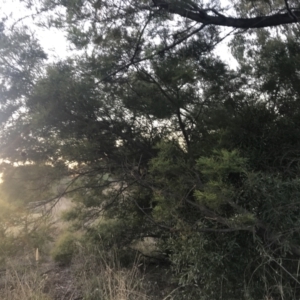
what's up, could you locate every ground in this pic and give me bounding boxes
[41,260,82,300]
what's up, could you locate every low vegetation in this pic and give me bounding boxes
[0,225,173,300]
[0,259,51,300]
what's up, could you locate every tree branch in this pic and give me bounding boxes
[151,0,300,28]
[96,24,205,83]
[284,0,298,21]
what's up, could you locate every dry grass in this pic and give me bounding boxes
[73,245,154,300]
[0,259,50,300]
[0,243,161,300]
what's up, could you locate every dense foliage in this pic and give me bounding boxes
[1,0,300,298]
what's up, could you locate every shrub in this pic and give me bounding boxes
[51,232,79,265]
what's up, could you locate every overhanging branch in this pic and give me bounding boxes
[151,0,300,28]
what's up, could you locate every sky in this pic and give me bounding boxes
[1,0,238,67]
[1,0,70,61]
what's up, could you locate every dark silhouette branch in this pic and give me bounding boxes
[96,24,205,83]
[151,0,300,28]
[284,0,298,21]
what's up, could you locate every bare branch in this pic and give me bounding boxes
[151,0,300,28]
[284,0,298,21]
[96,24,205,83]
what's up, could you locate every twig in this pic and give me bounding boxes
[284,0,298,21]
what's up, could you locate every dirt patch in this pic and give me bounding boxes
[42,261,82,300]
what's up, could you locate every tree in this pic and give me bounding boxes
[14,0,298,82]
[1,0,300,298]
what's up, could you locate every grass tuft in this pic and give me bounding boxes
[0,259,51,300]
[73,244,153,300]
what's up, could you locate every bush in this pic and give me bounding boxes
[51,232,79,265]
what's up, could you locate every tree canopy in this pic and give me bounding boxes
[1,0,300,298]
